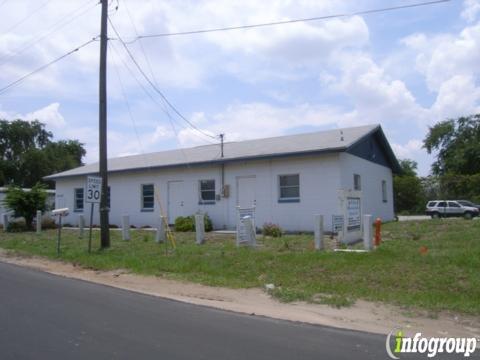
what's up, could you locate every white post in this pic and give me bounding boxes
[156,216,166,243]
[36,210,42,234]
[79,214,85,238]
[314,214,324,250]
[2,213,9,231]
[122,215,130,241]
[243,216,256,247]
[195,214,205,245]
[363,214,373,251]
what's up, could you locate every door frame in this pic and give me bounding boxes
[167,180,184,224]
[236,175,256,207]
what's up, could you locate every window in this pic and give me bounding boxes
[353,174,361,191]
[199,180,215,204]
[74,188,84,212]
[141,184,154,210]
[448,201,460,208]
[437,201,446,207]
[381,180,388,203]
[279,174,300,202]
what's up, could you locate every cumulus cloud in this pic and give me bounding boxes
[462,0,480,22]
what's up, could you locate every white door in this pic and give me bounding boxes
[168,181,185,224]
[237,176,256,208]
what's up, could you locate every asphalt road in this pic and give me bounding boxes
[0,261,429,360]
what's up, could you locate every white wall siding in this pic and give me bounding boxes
[54,153,343,231]
[338,153,394,222]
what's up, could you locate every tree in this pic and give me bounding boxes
[424,114,480,175]
[393,159,425,214]
[0,119,86,187]
[3,183,47,230]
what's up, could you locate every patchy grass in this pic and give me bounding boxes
[0,219,479,314]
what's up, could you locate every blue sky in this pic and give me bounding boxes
[1,0,479,176]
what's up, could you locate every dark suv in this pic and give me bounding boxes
[425,200,479,219]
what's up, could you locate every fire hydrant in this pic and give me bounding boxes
[374,217,382,246]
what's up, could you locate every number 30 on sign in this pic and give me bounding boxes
[86,176,102,204]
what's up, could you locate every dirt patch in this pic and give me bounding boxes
[1,249,478,341]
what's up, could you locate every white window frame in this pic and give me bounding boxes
[278,174,300,203]
[353,174,361,191]
[74,188,84,212]
[382,180,388,203]
[199,179,216,204]
[141,184,155,211]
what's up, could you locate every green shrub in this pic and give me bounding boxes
[41,217,57,229]
[174,213,213,232]
[7,219,28,233]
[262,222,282,237]
[3,183,47,230]
[175,216,194,232]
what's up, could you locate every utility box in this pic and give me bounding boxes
[222,184,230,198]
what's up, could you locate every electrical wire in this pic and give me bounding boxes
[0,0,98,67]
[2,0,52,35]
[0,37,98,95]
[108,17,218,142]
[115,0,451,43]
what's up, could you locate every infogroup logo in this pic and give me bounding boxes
[385,328,478,359]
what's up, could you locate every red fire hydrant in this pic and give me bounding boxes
[374,217,382,246]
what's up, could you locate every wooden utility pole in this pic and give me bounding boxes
[99,0,110,248]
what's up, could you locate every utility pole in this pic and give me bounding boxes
[99,0,110,248]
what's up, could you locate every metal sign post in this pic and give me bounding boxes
[52,208,69,255]
[85,176,102,252]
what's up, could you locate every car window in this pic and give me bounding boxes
[448,201,460,208]
[437,202,446,207]
[427,201,436,207]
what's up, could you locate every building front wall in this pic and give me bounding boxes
[338,152,395,222]
[54,153,344,231]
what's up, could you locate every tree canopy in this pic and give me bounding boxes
[423,114,480,175]
[0,119,86,188]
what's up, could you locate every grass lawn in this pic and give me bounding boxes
[0,219,479,315]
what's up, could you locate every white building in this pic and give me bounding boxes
[44,124,401,231]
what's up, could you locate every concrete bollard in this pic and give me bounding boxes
[122,215,130,241]
[79,214,85,238]
[155,216,166,243]
[2,213,9,231]
[243,216,256,247]
[314,214,324,250]
[36,210,42,234]
[363,214,373,251]
[195,214,205,245]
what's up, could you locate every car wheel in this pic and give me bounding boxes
[431,212,440,219]
[464,212,473,220]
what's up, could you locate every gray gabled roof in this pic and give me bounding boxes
[45,124,399,180]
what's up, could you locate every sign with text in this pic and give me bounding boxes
[332,215,344,234]
[85,176,102,204]
[346,197,361,232]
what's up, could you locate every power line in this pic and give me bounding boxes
[108,17,218,141]
[2,0,52,35]
[0,37,98,95]
[109,40,216,146]
[115,0,450,43]
[0,0,98,67]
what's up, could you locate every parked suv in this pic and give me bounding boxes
[425,200,479,219]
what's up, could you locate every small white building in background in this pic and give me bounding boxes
[0,187,56,225]
[44,124,401,231]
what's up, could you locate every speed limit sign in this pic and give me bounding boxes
[85,176,102,204]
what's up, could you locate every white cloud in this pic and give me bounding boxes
[462,0,480,22]
[392,139,423,159]
[24,102,66,128]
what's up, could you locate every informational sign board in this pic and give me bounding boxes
[332,215,344,234]
[236,207,255,245]
[85,176,102,204]
[346,197,361,232]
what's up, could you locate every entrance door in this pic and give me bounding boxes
[236,176,256,208]
[168,181,185,224]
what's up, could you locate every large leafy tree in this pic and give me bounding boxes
[424,114,480,175]
[0,119,86,187]
[393,159,425,214]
